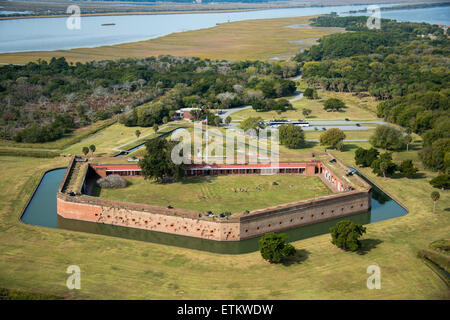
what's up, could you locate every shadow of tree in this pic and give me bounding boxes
[357,239,383,255]
[180,176,218,184]
[282,249,310,266]
[343,143,360,152]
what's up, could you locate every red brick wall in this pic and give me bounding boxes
[57,188,371,242]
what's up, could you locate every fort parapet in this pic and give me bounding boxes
[57,155,371,241]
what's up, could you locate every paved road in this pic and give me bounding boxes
[303,125,374,131]
[306,139,368,142]
[218,73,304,121]
[217,105,252,121]
[307,120,387,126]
[288,90,304,102]
[228,121,379,131]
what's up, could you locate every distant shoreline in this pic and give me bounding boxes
[0,9,262,21]
[0,2,406,21]
[343,1,450,14]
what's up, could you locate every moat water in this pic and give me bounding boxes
[20,167,407,254]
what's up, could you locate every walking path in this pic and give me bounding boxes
[218,73,304,122]
[111,123,173,152]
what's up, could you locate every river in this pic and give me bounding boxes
[3,3,448,54]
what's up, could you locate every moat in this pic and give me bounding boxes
[20,166,407,254]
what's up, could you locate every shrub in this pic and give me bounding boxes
[330,220,366,252]
[370,152,397,178]
[430,174,450,190]
[398,159,418,178]
[303,88,315,99]
[355,147,379,167]
[258,233,296,263]
[97,175,127,189]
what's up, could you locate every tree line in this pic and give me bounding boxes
[295,15,449,174]
[0,56,297,142]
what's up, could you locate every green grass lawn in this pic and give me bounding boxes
[0,137,449,299]
[61,123,155,156]
[94,175,333,214]
[304,130,375,141]
[0,86,449,299]
[231,89,379,121]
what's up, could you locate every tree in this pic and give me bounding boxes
[190,109,202,121]
[371,152,397,177]
[89,144,96,156]
[398,159,418,178]
[138,139,186,183]
[225,116,232,126]
[404,134,413,152]
[82,146,89,156]
[279,124,306,149]
[135,129,141,139]
[355,147,379,167]
[429,174,450,190]
[323,98,345,112]
[302,108,312,118]
[419,138,450,172]
[369,125,406,150]
[320,128,346,149]
[153,124,159,133]
[217,92,236,108]
[379,161,389,178]
[258,233,296,263]
[206,113,222,126]
[431,191,440,214]
[313,90,319,99]
[335,141,344,151]
[239,117,265,132]
[303,88,314,99]
[330,220,366,252]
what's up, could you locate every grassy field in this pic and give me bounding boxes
[231,89,379,121]
[0,120,187,158]
[61,123,155,156]
[94,175,332,214]
[304,130,375,141]
[0,133,449,299]
[0,16,343,64]
[0,68,449,299]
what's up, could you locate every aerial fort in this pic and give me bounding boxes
[57,153,372,242]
